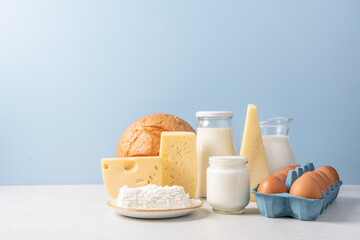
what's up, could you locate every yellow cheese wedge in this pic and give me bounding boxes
[159,132,197,197]
[240,104,269,201]
[101,157,162,199]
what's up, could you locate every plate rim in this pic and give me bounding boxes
[107,197,203,212]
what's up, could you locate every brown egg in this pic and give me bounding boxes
[289,174,323,199]
[315,170,332,190]
[257,176,288,194]
[271,172,287,183]
[303,172,328,194]
[284,166,296,171]
[280,166,296,175]
[317,167,337,186]
[324,166,340,181]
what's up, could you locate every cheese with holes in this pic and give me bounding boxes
[159,132,197,197]
[101,157,162,199]
[240,104,269,202]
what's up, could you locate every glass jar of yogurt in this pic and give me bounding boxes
[207,156,250,214]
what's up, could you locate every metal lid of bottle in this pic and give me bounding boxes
[196,111,233,118]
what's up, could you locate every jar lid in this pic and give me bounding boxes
[209,156,248,164]
[196,111,233,118]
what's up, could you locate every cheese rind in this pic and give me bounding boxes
[240,104,269,201]
[101,157,162,199]
[159,132,197,197]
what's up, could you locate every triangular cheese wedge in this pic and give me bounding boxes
[240,104,269,201]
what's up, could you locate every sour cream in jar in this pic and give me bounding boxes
[207,156,250,214]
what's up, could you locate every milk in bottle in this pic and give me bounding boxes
[196,111,237,198]
[260,117,296,174]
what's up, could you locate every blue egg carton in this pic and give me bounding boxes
[251,163,342,221]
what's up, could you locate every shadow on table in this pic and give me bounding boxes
[116,208,211,222]
[244,205,260,215]
[116,203,261,222]
[317,196,360,223]
[163,203,260,221]
[165,208,211,222]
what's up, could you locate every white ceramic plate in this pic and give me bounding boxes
[107,198,203,219]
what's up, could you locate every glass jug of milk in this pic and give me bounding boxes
[260,117,296,174]
[196,111,237,198]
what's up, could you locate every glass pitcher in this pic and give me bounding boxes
[260,117,296,174]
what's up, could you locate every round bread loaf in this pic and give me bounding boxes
[116,113,195,157]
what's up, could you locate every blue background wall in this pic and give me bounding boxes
[1,1,359,185]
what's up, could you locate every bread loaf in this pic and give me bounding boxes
[116,113,195,157]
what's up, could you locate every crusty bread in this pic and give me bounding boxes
[116,113,195,157]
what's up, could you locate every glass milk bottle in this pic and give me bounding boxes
[196,111,237,198]
[260,117,296,174]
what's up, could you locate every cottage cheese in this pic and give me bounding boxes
[117,185,191,209]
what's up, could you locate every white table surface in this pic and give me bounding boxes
[1,185,359,240]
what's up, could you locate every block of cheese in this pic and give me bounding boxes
[101,157,162,199]
[240,104,269,202]
[159,132,197,197]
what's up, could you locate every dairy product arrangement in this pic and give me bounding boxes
[101,108,341,220]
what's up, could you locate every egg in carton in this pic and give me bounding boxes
[251,163,342,221]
